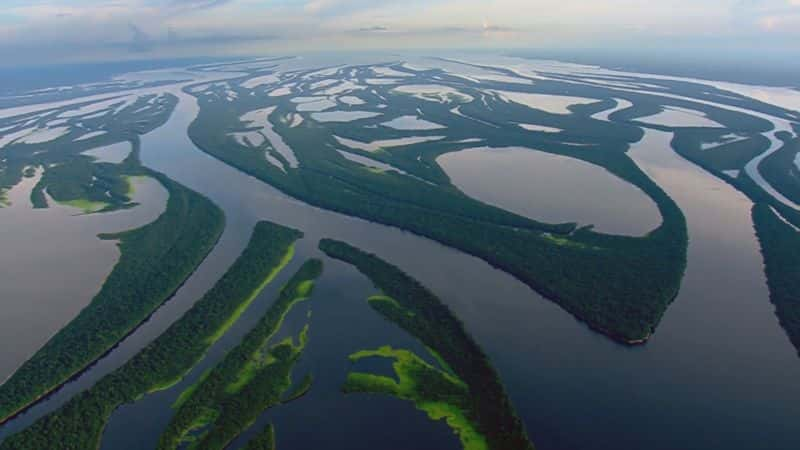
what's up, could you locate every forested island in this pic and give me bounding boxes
[0,221,303,450]
[158,259,322,450]
[320,239,535,450]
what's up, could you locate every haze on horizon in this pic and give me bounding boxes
[0,0,798,67]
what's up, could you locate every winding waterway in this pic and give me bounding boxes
[1,58,800,450]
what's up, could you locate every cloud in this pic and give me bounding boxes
[0,0,798,66]
[357,25,388,32]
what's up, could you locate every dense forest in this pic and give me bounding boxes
[158,259,323,450]
[0,221,303,450]
[319,239,535,450]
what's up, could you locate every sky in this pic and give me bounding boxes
[0,0,798,66]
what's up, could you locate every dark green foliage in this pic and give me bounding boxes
[157,259,323,450]
[0,221,303,450]
[0,167,224,425]
[319,239,534,450]
[242,424,276,450]
[752,203,800,354]
[672,130,770,172]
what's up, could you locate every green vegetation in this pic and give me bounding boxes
[157,259,323,450]
[0,221,303,450]
[319,239,534,450]
[752,204,800,355]
[242,424,276,450]
[0,159,224,424]
[0,94,178,211]
[188,74,689,344]
[345,346,488,450]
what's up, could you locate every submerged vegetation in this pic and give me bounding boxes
[319,239,534,450]
[157,259,323,450]
[0,221,303,450]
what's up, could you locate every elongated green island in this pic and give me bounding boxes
[158,259,323,450]
[319,239,535,450]
[752,204,800,354]
[0,221,303,450]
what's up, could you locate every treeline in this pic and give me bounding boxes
[0,221,302,450]
[752,203,800,354]
[158,259,323,450]
[243,423,276,450]
[319,239,535,450]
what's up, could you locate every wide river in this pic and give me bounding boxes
[1,62,799,450]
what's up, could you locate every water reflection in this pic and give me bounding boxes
[438,146,662,236]
[0,169,167,383]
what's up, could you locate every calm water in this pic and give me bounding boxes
[1,57,800,450]
[0,170,167,383]
[438,146,662,236]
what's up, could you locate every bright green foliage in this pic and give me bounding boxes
[157,259,323,450]
[320,239,535,450]
[345,346,488,450]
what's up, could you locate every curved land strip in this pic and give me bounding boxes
[157,259,323,450]
[319,239,534,450]
[752,204,800,355]
[0,153,224,425]
[0,221,303,450]
[187,71,688,344]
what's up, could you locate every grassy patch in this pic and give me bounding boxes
[320,239,534,450]
[157,259,323,450]
[345,346,485,450]
[206,245,295,345]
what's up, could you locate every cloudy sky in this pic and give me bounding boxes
[0,0,798,66]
